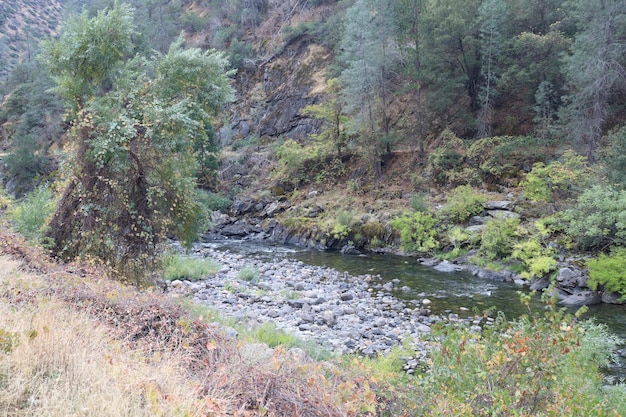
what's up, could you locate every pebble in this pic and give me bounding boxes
[168,245,482,372]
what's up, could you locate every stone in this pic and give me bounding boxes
[556,267,584,289]
[433,260,462,273]
[484,200,515,210]
[468,216,485,226]
[487,210,520,219]
[529,276,551,291]
[341,245,361,255]
[560,291,603,307]
[601,292,626,305]
[320,310,336,326]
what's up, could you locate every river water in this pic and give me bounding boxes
[205,239,626,377]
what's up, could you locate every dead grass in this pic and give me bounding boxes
[0,230,380,416]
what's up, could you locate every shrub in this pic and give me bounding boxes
[479,217,521,260]
[601,126,626,188]
[428,129,465,185]
[196,189,231,213]
[512,238,557,279]
[587,248,626,298]
[439,185,486,223]
[8,186,56,243]
[410,193,428,212]
[162,253,219,281]
[521,150,591,203]
[391,211,439,254]
[420,297,626,416]
[565,185,626,250]
[237,265,259,282]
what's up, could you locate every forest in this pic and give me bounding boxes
[1,1,626,415]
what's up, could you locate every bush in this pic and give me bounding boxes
[521,150,591,203]
[439,185,486,223]
[565,185,626,250]
[428,130,465,186]
[237,265,259,282]
[8,186,56,243]
[512,238,557,279]
[391,211,439,254]
[587,248,626,298]
[420,297,626,416]
[601,126,626,188]
[162,253,219,281]
[479,217,521,260]
[196,189,231,213]
[410,193,428,212]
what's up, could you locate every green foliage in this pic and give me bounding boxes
[8,186,56,243]
[510,219,559,279]
[565,185,626,250]
[40,5,234,283]
[479,217,521,260]
[512,238,557,279]
[410,193,428,212]
[391,211,439,254]
[40,5,135,111]
[427,130,465,185]
[439,185,486,223]
[420,298,625,416]
[0,328,18,354]
[237,265,259,282]
[601,126,626,188]
[162,253,219,281]
[521,150,591,203]
[466,135,546,182]
[275,139,308,185]
[195,190,231,213]
[301,78,349,158]
[587,248,626,297]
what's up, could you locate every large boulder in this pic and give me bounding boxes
[560,291,603,307]
[556,267,585,289]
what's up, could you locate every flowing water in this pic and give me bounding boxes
[203,239,626,378]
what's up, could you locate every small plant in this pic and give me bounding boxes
[237,266,259,282]
[8,185,56,243]
[391,211,439,254]
[512,238,557,279]
[162,253,219,281]
[410,193,428,212]
[479,217,522,260]
[587,247,626,298]
[439,185,486,223]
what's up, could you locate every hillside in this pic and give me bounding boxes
[0,0,63,80]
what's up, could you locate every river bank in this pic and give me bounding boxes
[205,196,626,308]
[167,242,494,372]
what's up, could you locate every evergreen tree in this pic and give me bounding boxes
[339,0,398,176]
[476,0,507,138]
[562,0,626,161]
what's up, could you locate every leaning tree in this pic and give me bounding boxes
[40,4,234,282]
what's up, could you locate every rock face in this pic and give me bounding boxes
[227,36,332,143]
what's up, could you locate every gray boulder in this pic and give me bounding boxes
[484,201,515,210]
[560,291,603,307]
[601,292,626,305]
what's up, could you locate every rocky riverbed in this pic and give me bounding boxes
[166,243,491,371]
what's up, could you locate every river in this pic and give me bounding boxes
[204,239,626,378]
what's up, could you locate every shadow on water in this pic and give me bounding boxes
[203,239,626,377]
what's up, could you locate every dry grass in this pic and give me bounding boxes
[0,230,380,416]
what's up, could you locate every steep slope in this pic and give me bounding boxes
[0,0,63,80]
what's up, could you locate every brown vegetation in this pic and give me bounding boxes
[0,228,379,416]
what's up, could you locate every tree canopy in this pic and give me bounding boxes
[40,3,234,282]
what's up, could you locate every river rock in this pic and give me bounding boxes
[487,210,521,219]
[556,267,585,289]
[484,201,515,210]
[529,276,551,291]
[601,292,626,305]
[433,260,462,273]
[560,291,603,307]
